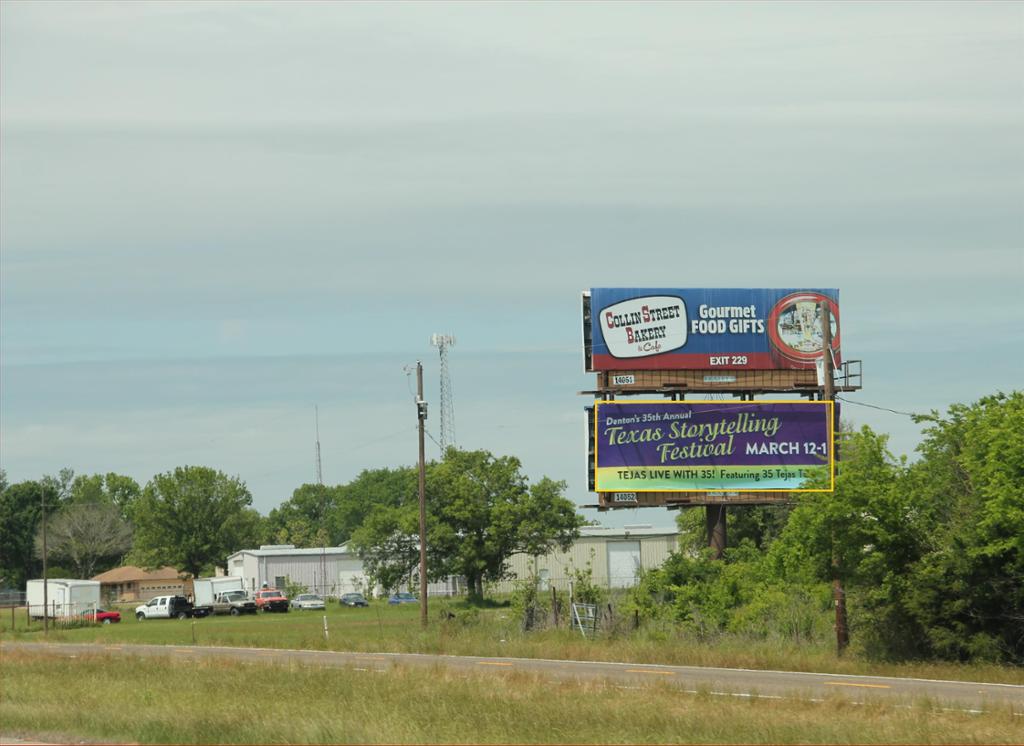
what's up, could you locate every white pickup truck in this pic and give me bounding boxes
[135,595,194,620]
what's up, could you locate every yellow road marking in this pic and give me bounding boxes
[355,656,387,661]
[477,661,513,667]
[174,648,193,653]
[626,669,674,676]
[824,681,891,689]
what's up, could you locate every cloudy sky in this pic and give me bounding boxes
[2,1,1021,527]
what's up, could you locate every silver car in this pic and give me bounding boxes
[290,593,326,610]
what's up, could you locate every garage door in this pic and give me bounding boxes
[607,541,642,588]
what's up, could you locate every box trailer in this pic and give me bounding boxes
[26,579,101,619]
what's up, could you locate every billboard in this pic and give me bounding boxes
[586,288,840,371]
[594,400,833,492]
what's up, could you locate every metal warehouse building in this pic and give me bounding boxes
[226,545,369,597]
[491,525,678,594]
[225,544,461,598]
[228,527,677,599]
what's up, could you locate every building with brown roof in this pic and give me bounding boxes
[91,566,191,603]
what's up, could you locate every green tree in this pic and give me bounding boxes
[767,426,924,656]
[427,449,583,600]
[901,392,1024,662]
[67,473,141,521]
[350,449,583,600]
[266,483,343,547]
[350,504,421,593]
[0,479,51,588]
[130,466,265,579]
[334,466,418,542]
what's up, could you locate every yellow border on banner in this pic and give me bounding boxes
[593,399,835,493]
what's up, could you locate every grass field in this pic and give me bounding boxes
[2,600,1022,685]
[2,648,1022,744]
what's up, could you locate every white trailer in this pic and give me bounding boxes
[192,576,245,616]
[26,579,101,619]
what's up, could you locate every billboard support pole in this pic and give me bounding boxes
[706,505,727,559]
[821,301,849,655]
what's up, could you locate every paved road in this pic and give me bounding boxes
[4,641,1022,713]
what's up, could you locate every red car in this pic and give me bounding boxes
[81,608,121,624]
[254,588,290,613]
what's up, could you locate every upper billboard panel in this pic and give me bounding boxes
[587,288,840,371]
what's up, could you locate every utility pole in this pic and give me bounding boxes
[821,300,848,655]
[41,486,48,635]
[416,361,428,628]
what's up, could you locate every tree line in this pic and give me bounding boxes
[625,392,1023,664]
[1,391,1019,663]
[0,448,582,599]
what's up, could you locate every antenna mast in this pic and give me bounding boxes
[314,405,323,486]
[430,334,456,456]
[315,405,326,596]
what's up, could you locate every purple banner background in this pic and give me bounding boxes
[595,402,831,469]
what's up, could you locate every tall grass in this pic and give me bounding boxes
[3,601,1022,685]
[2,649,1021,744]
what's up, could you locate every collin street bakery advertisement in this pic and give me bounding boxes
[587,288,840,371]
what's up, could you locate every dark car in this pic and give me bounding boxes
[81,608,121,624]
[387,592,418,605]
[339,593,369,607]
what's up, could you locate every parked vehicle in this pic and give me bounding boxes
[290,593,325,610]
[80,608,121,624]
[193,577,254,617]
[387,592,418,605]
[254,588,289,613]
[26,579,101,619]
[339,592,369,607]
[135,595,194,620]
[212,589,258,616]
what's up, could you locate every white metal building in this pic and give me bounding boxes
[225,544,462,598]
[226,545,369,597]
[490,526,678,594]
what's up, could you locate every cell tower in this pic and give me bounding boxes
[430,334,456,455]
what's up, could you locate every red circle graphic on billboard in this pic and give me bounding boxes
[767,292,840,366]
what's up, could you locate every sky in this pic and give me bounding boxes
[2,1,1022,529]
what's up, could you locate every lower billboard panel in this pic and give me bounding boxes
[594,400,833,492]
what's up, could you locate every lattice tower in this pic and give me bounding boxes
[430,334,456,456]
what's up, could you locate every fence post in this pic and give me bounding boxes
[551,586,559,628]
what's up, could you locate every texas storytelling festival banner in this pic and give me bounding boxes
[594,401,834,492]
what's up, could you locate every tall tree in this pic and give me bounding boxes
[67,473,141,521]
[349,504,421,593]
[429,449,583,599]
[901,392,1024,662]
[334,467,418,543]
[34,502,133,579]
[130,466,265,579]
[351,450,582,599]
[266,483,343,547]
[0,479,52,588]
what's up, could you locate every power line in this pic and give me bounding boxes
[835,395,919,418]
